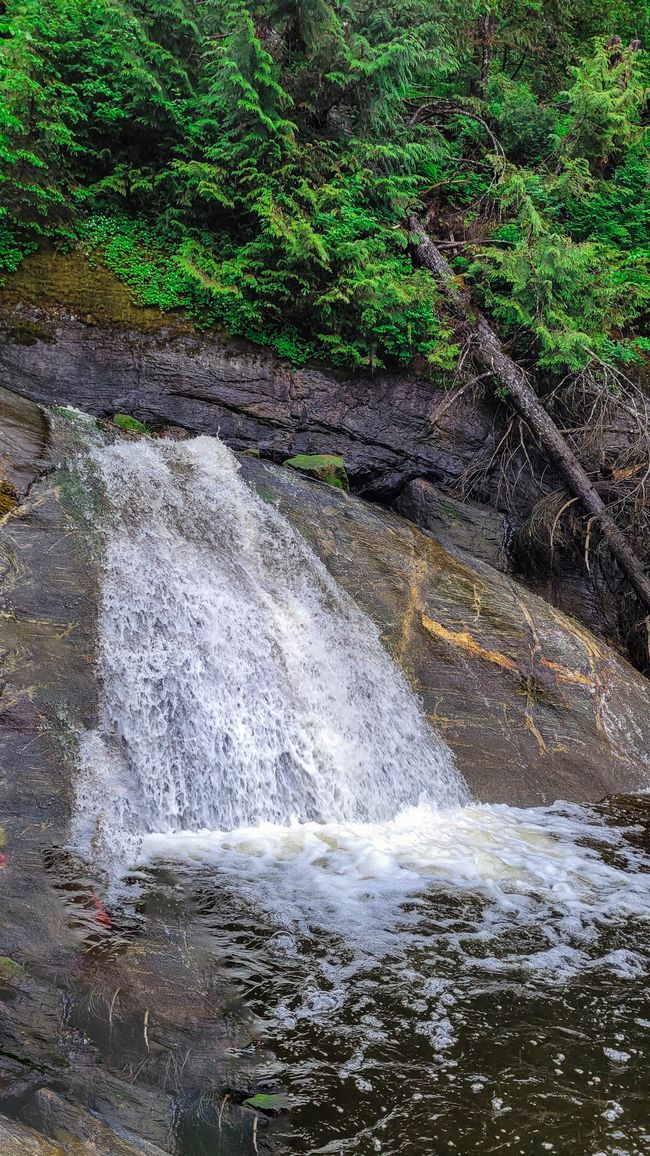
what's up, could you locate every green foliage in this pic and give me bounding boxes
[0,0,647,375]
[557,40,646,170]
[465,36,649,371]
[469,165,649,369]
[112,413,151,434]
[488,76,556,164]
[565,149,649,248]
[243,1092,293,1113]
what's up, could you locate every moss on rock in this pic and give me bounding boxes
[0,479,19,515]
[112,414,150,435]
[0,956,24,984]
[0,251,181,333]
[283,454,349,491]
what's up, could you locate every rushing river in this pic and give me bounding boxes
[74,435,650,1155]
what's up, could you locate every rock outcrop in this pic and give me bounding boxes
[0,256,505,501]
[393,477,510,570]
[240,455,650,806]
[0,254,631,656]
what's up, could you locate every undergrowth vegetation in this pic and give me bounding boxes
[0,0,648,374]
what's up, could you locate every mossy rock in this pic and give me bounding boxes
[282,454,349,491]
[51,405,100,432]
[112,413,150,435]
[0,479,19,515]
[0,956,24,984]
[0,250,177,333]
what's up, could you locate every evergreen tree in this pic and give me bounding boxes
[0,0,646,372]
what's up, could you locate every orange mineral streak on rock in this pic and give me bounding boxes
[523,710,547,753]
[420,613,518,673]
[421,612,595,694]
[538,656,595,689]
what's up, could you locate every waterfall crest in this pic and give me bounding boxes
[75,435,466,862]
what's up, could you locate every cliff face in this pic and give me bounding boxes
[0,254,630,650]
[0,304,496,502]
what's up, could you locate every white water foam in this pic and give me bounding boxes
[139,800,650,979]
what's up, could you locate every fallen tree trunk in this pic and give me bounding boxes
[410,217,650,615]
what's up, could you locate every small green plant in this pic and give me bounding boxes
[243,1092,293,1114]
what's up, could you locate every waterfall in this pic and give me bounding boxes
[74,434,467,865]
[67,429,650,1156]
[72,430,650,994]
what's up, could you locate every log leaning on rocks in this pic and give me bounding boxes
[410,218,650,623]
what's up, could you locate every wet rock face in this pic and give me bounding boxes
[240,456,650,807]
[513,525,626,648]
[0,1105,169,1155]
[393,478,510,571]
[0,385,50,498]
[0,1115,65,1156]
[0,292,504,503]
[0,393,265,1155]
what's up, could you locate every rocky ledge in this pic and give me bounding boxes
[0,252,638,659]
[0,257,500,501]
[0,390,274,1155]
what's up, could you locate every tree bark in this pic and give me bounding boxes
[410,218,650,614]
[479,11,494,99]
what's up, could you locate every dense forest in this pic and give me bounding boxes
[1,0,647,372]
[1,0,650,658]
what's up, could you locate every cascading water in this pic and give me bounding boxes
[73,430,650,1155]
[73,434,466,868]
[74,430,650,934]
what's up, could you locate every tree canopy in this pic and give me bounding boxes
[0,0,647,374]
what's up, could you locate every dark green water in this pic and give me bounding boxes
[128,797,650,1156]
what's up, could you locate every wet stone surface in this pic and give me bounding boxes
[239,455,650,807]
[0,395,271,1154]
